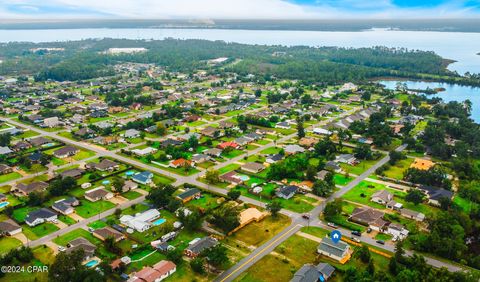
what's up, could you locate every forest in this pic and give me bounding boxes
[1,38,478,85]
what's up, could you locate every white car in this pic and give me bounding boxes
[58,246,66,252]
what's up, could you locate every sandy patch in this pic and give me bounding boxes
[109,196,127,205]
[12,232,28,244]
[68,212,84,223]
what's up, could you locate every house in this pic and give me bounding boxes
[418,185,454,206]
[317,237,351,264]
[228,208,267,235]
[14,181,49,196]
[129,260,176,282]
[184,237,218,258]
[234,137,251,147]
[12,141,31,151]
[52,197,79,215]
[0,219,22,236]
[131,171,154,185]
[316,170,330,181]
[371,190,393,205]
[121,180,139,192]
[386,222,409,239]
[59,168,84,179]
[313,128,332,135]
[219,171,244,185]
[400,208,425,222]
[160,139,182,148]
[217,141,240,150]
[120,209,160,232]
[0,146,13,155]
[191,154,211,164]
[291,263,336,282]
[0,193,6,202]
[299,137,318,148]
[241,162,265,174]
[0,164,13,175]
[74,127,96,138]
[325,161,342,173]
[349,207,388,231]
[276,121,290,129]
[53,146,79,158]
[84,187,114,202]
[176,188,201,203]
[28,137,51,147]
[265,154,283,164]
[25,208,57,227]
[124,129,141,138]
[204,148,222,157]
[410,158,435,171]
[132,147,157,156]
[284,144,305,155]
[43,117,62,128]
[66,237,97,261]
[276,185,298,200]
[336,154,357,165]
[93,227,125,242]
[169,158,193,168]
[86,159,119,172]
[201,126,220,138]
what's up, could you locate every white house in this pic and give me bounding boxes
[120,209,160,232]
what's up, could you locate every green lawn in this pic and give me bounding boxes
[230,214,291,246]
[382,158,414,180]
[218,163,240,174]
[72,150,96,161]
[58,214,77,225]
[222,149,245,159]
[340,154,384,176]
[122,190,142,200]
[260,146,282,155]
[0,236,22,255]
[53,228,101,246]
[87,220,108,229]
[23,223,60,240]
[334,174,353,186]
[12,206,37,223]
[75,199,115,218]
[0,172,22,184]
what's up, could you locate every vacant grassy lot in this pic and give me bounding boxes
[382,158,414,180]
[0,236,22,255]
[53,228,101,246]
[0,172,22,184]
[230,214,291,247]
[23,223,59,240]
[75,199,115,218]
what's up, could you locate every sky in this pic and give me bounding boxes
[0,0,479,19]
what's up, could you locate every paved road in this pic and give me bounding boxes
[214,144,410,282]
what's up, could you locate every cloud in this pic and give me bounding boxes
[0,0,478,19]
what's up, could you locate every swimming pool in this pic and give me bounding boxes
[102,180,110,185]
[0,202,9,208]
[85,259,99,268]
[152,218,166,226]
[238,175,250,181]
[125,171,135,176]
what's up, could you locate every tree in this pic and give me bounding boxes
[0,133,11,146]
[179,209,203,231]
[205,169,220,184]
[166,249,183,264]
[324,198,343,218]
[237,115,248,131]
[312,180,334,197]
[49,176,77,196]
[49,249,105,282]
[388,150,406,165]
[202,244,229,267]
[112,177,125,193]
[190,258,205,274]
[357,244,371,263]
[296,116,305,139]
[354,144,373,160]
[305,166,317,181]
[227,190,241,200]
[208,203,240,233]
[266,200,282,217]
[146,185,177,208]
[405,189,424,205]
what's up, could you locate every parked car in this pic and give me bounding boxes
[350,237,361,243]
[58,246,66,252]
[367,228,372,233]
[376,240,385,245]
[327,222,337,228]
[302,213,311,219]
[351,230,361,236]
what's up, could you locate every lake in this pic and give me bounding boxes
[380,80,480,122]
[0,28,479,74]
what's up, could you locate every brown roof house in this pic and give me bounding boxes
[84,187,113,202]
[66,237,97,261]
[0,219,22,236]
[349,207,388,232]
[53,146,79,158]
[130,260,176,282]
[93,227,125,242]
[14,181,49,196]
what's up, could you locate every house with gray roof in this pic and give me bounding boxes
[291,263,336,282]
[185,237,218,258]
[25,208,57,227]
[317,237,351,263]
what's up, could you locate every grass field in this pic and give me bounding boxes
[382,158,414,180]
[230,214,291,247]
[75,199,115,218]
[23,223,59,240]
[0,236,22,255]
[260,146,282,155]
[53,228,101,246]
[0,172,22,184]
